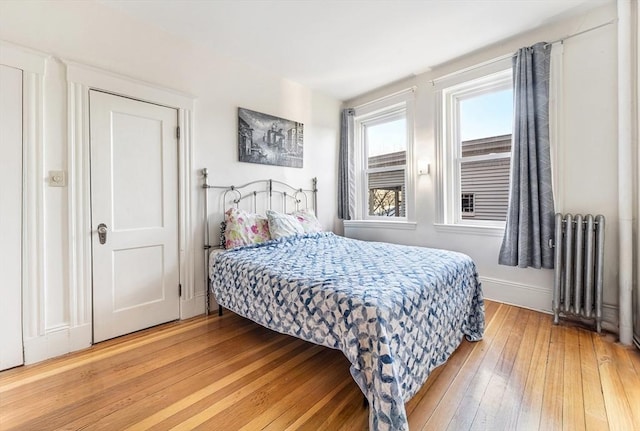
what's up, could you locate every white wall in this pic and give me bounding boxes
[0,0,340,363]
[636,0,640,350]
[344,5,620,325]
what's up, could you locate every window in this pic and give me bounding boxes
[365,116,406,217]
[461,193,475,216]
[439,65,513,227]
[353,90,414,221]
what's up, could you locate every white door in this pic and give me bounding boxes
[90,90,180,343]
[0,65,24,370]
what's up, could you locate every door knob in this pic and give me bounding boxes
[97,223,108,244]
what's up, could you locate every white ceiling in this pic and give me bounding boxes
[101,0,611,101]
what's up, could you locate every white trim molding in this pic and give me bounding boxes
[65,61,195,109]
[1,41,47,365]
[23,67,46,346]
[549,43,564,212]
[352,88,416,222]
[433,223,504,237]
[481,276,619,333]
[437,65,512,228]
[480,276,553,314]
[65,61,198,351]
[344,220,417,231]
[617,0,634,345]
[636,0,640,351]
[0,40,47,74]
[67,80,92,332]
[23,323,92,364]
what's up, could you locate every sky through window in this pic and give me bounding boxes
[367,118,406,157]
[460,89,513,141]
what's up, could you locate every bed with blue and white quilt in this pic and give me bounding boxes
[209,231,484,431]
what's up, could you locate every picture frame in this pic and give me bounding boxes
[238,107,304,168]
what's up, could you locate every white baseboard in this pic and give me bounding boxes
[481,276,619,332]
[180,292,207,319]
[23,323,92,365]
[23,297,206,366]
[480,276,553,314]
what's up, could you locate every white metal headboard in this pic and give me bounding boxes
[201,168,318,314]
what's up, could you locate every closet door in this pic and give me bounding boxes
[90,90,180,343]
[0,64,24,370]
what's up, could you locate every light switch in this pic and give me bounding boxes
[49,170,66,187]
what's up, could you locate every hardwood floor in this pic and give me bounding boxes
[1,300,639,430]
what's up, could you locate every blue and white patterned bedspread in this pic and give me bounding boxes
[210,232,484,431]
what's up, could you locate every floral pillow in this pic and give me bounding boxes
[291,208,322,233]
[224,207,271,249]
[266,210,305,239]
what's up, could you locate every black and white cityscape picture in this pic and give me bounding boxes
[238,107,304,168]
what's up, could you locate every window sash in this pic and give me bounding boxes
[441,68,512,226]
[368,186,405,217]
[352,88,415,222]
[356,105,409,221]
[460,151,510,163]
[364,111,406,166]
[365,166,406,219]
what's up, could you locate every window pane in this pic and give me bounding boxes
[457,85,512,222]
[366,118,406,167]
[460,157,510,221]
[461,135,511,158]
[461,193,475,215]
[459,89,512,142]
[368,169,405,217]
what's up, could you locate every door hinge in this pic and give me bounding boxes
[179,283,182,297]
[176,126,181,140]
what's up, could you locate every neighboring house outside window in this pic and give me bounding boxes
[352,89,415,221]
[437,63,513,229]
[460,134,511,221]
[368,149,406,217]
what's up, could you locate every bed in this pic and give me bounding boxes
[203,172,484,431]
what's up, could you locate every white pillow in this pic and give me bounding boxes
[290,208,322,233]
[266,210,305,239]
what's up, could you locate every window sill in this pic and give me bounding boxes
[343,220,417,231]
[433,223,505,237]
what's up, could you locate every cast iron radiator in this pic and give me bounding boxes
[552,213,605,332]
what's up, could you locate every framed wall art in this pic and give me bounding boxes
[238,107,304,168]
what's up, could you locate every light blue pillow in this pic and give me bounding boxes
[266,210,305,239]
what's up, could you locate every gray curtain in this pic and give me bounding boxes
[338,108,354,219]
[499,42,555,269]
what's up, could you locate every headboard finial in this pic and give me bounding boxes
[202,168,209,188]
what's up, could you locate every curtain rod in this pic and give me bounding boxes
[430,19,616,87]
[350,86,416,111]
[545,19,617,47]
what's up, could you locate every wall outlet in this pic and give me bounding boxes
[49,170,66,187]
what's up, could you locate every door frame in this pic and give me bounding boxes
[0,41,46,365]
[66,61,198,346]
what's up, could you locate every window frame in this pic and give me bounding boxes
[437,63,513,230]
[352,89,415,222]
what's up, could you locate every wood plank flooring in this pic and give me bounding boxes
[1,300,639,430]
